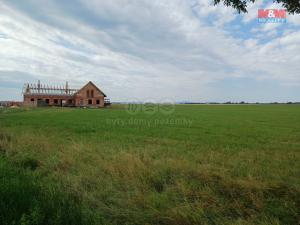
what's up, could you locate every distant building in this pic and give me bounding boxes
[23,81,110,108]
[0,101,22,107]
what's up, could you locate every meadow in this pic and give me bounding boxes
[0,104,299,225]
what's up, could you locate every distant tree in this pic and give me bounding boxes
[214,0,300,14]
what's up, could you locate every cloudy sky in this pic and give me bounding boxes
[0,0,299,102]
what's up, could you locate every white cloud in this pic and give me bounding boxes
[0,0,299,102]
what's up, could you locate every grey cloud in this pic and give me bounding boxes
[0,0,299,102]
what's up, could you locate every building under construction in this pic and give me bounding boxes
[23,81,110,108]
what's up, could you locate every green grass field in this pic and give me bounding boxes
[0,105,299,225]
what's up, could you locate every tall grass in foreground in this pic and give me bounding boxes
[0,156,93,225]
[0,105,299,224]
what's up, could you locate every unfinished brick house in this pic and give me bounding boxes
[23,81,110,108]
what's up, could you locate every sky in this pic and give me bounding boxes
[0,0,299,102]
